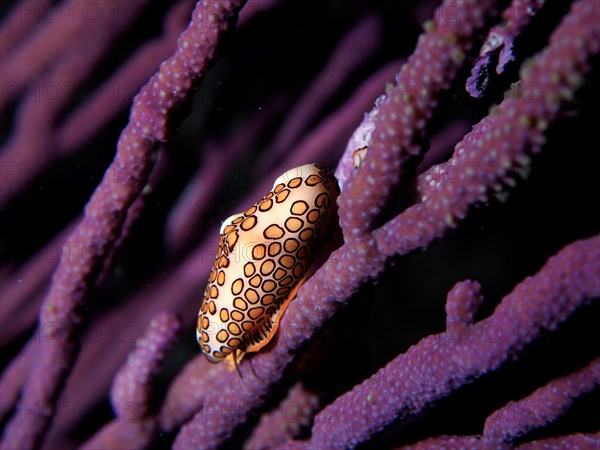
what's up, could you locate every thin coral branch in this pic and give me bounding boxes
[244,382,320,450]
[403,432,600,449]
[445,279,484,327]
[467,0,546,97]
[258,14,383,169]
[111,311,181,418]
[0,0,54,58]
[483,357,600,448]
[165,96,287,253]
[0,339,35,423]
[0,0,195,206]
[81,311,181,450]
[0,220,77,347]
[0,0,151,117]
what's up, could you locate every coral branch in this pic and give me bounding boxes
[0,220,77,347]
[375,0,600,258]
[403,433,600,449]
[0,0,194,206]
[81,311,181,449]
[517,432,600,449]
[483,357,600,448]
[0,2,246,448]
[0,0,151,117]
[298,235,600,449]
[259,14,383,168]
[244,382,320,450]
[467,0,545,97]
[338,0,499,241]
[0,339,35,423]
[445,279,484,327]
[0,0,53,57]
[110,311,181,419]
[165,96,287,253]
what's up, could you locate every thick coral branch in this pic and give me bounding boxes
[296,235,599,449]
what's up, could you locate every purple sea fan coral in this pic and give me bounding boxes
[0,0,599,449]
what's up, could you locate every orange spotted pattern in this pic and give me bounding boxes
[197,163,339,367]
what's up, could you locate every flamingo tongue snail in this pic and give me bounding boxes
[197,163,339,370]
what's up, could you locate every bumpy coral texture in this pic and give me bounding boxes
[0,0,598,449]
